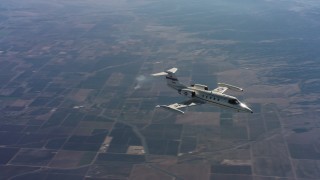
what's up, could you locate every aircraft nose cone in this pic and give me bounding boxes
[240,103,253,113]
[245,106,253,113]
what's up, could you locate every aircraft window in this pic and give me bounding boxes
[206,96,208,98]
[204,87,208,90]
[228,99,239,105]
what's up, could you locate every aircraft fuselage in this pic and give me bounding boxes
[180,87,253,113]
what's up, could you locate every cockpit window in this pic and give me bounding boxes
[228,99,239,105]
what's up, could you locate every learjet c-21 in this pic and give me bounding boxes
[152,68,253,114]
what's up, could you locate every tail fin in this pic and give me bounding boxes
[152,68,186,90]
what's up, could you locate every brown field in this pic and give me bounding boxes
[176,112,220,125]
[69,89,93,102]
[129,164,173,180]
[49,150,85,168]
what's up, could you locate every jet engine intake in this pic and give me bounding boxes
[180,89,196,98]
[191,84,208,90]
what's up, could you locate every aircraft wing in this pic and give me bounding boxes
[212,83,243,94]
[156,99,203,114]
[212,86,228,94]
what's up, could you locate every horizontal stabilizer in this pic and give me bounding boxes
[151,67,178,76]
[218,83,243,92]
[151,72,168,76]
[165,68,178,74]
[156,105,185,114]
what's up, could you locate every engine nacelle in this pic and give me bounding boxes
[180,89,195,98]
[191,84,208,90]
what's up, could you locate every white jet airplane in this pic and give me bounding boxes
[152,68,253,114]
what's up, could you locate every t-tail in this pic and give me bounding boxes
[152,68,186,90]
